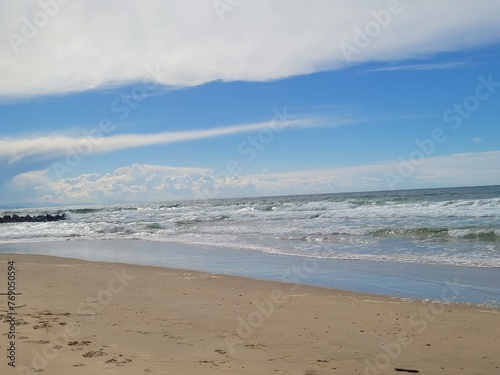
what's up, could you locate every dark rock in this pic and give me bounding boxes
[0,213,67,224]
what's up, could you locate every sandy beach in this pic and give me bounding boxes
[0,253,499,375]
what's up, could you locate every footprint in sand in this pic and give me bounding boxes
[69,340,91,346]
[33,321,52,329]
[105,358,133,366]
[83,350,106,358]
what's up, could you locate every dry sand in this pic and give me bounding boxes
[0,253,498,375]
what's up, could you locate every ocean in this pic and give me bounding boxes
[1,185,499,268]
[1,185,500,305]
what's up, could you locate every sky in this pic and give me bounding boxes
[1,0,500,206]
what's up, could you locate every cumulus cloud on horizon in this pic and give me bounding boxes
[8,151,500,204]
[1,0,500,98]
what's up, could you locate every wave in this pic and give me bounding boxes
[371,227,450,239]
[144,223,163,230]
[67,208,103,214]
[68,206,141,215]
[110,207,138,212]
[370,227,500,242]
[2,186,499,268]
[175,218,203,225]
[159,204,180,209]
[449,229,500,241]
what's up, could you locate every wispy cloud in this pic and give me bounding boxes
[1,1,499,98]
[0,116,336,164]
[362,61,469,74]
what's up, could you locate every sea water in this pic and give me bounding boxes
[1,185,499,268]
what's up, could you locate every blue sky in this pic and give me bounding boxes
[1,0,500,205]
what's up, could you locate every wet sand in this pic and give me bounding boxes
[0,253,499,374]
[2,239,499,306]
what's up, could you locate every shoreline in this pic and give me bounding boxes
[0,253,499,374]
[1,251,496,307]
[1,239,499,307]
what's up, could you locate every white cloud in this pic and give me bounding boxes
[362,61,468,74]
[12,169,51,187]
[11,164,209,202]
[247,151,500,192]
[1,0,499,97]
[11,151,500,204]
[472,137,483,142]
[0,116,323,163]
